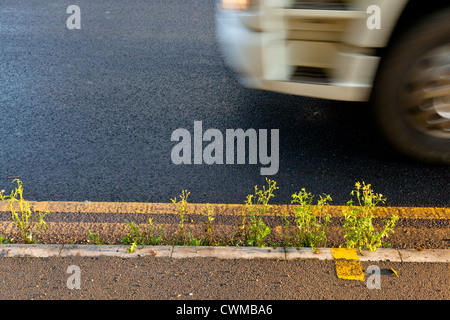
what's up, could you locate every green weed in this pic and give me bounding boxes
[171,190,190,245]
[290,189,332,252]
[233,178,277,247]
[122,218,164,253]
[0,179,49,244]
[0,234,9,244]
[186,231,203,246]
[202,203,216,245]
[87,230,103,245]
[341,182,398,252]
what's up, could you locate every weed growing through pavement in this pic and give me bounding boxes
[121,218,165,253]
[0,179,49,244]
[121,202,221,250]
[1,180,398,250]
[187,203,219,246]
[202,203,215,245]
[121,221,141,253]
[186,231,203,246]
[233,178,277,247]
[289,189,332,252]
[174,202,219,246]
[341,182,398,252]
[171,190,190,245]
[87,230,103,245]
[0,234,9,244]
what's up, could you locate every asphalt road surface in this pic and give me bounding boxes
[0,0,449,207]
[0,257,448,300]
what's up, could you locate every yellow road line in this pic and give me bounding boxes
[331,248,364,281]
[0,201,448,219]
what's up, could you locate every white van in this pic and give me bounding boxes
[216,0,450,164]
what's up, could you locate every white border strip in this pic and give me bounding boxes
[0,244,448,262]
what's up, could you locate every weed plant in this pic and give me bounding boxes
[0,179,49,244]
[341,182,398,252]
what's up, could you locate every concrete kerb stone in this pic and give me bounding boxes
[358,248,403,262]
[397,249,450,263]
[0,244,448,262]
[59,244,173,258]
[285,247,333,260]
[0,244,62,258]
[171,246,286,260]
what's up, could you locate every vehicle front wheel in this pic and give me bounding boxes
[372,8,450,164]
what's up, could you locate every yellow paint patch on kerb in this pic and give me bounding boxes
[331,248,360,260]
[331,248,364,281]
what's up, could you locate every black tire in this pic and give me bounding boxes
[372,8,450,164]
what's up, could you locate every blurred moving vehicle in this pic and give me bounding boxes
[216,0,450,164]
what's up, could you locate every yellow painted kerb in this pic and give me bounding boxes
[0,201,447,219]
